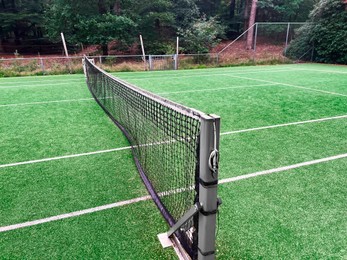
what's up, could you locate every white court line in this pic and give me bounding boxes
[1,152,346,233]
[287,67,347,75]
[121,68,295,81]
[0,195,152,233]
[0,139,177,170]
[157,83,277,95]
[219,153,347,184]
[224,74,347,98]
[0,147,131,169]
[0,78,84,85]
[0,82,76,89]
[1,114,346,170]
[221,114,347,135]
[0,98,94,108]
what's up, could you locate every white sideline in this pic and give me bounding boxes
[224,74,347,98]
[0,82,75,89]
[0,78,84,86]
[158,83,277,95]
[221,114,347,135]
[219,153,347,184]
[122,68,295,81]
[1,114,346,170]
[0,147,132,169]
[1,152,346,233]
[0,195,152,233]
[119,66,347,82]
[289,67,347,75]
[0,98,94,108]
[0,84,274,108]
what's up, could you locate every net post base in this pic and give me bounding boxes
[158,233,191,260]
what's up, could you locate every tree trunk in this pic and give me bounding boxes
[98,0,107,14]
[229,0,235,18]
[1,0,6,9]
[101,43,108,56]
[243,0,250,32]
[113,0,121,15]
[246,0,257,50]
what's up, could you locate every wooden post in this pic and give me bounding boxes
[139,35,146,71]
[61,33,69,57]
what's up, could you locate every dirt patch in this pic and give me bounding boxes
[213,40,289,64]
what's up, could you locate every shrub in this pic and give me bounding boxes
[286,0,347,64]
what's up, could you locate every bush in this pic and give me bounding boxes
[286,0,347,64]
[178,16,225,54]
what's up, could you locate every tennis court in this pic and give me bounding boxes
[0,63,346,258]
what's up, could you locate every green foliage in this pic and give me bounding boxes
[76,14,136,45]
[286,0,347,64]
[0,0,45,43]
[257,0,317,21]
[173,0,200,29]
[178,17,225,53]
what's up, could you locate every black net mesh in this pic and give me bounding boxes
[84,58,202,259]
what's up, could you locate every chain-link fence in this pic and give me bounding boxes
[0,23,311,76]
[217,22,309,65]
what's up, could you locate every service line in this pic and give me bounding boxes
[224,74,347,98]
[1,114,346,169]
[0,98,94,108]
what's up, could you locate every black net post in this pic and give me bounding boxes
[198,114,220,259]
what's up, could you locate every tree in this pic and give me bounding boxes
[286,0,347,64]
[172,0,200,29]
[178,16,225,53]
[246,0,257,49]
[256,0,317,22]
[44,0,137,55]
[0,0,45,49]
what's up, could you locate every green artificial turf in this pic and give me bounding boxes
[0,63,346,259]
[217,159,347,259]
[0,200,176,259]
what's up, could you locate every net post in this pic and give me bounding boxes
[198,114,220,260]
[149,55,153,71]
[82,57,86,77]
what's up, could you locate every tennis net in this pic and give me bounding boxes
[83,57,220,259]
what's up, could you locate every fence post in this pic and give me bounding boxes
[284,23,291,55]
[40,58,45,74]
[253,23,259,62]
[174,54,178,70]
[149,55,153,71]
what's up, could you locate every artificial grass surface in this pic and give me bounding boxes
[217,159,347,259]
[0,200,176,259]
[0,82,89,105]
[0,152,146,226]
[219,119,347,178]
[0,63,346,259]
[0,102,129,164]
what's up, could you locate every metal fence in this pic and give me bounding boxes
[217,22,308,65]
[0,23,310,76]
